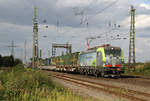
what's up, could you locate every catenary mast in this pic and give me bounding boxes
[32,6,39,69]
[128,5,136,71]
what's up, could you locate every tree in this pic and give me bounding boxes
[2,55,14,67]
[0,55,22,67]
[14,58,22,66]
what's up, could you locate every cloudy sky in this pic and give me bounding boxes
[0,0,150,63]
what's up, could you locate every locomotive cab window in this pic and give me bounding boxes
[105,48,121,57]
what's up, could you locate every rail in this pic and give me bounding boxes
[51,73,150,101]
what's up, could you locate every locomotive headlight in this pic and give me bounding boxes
[105,61,109,65]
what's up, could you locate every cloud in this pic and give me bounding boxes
[56,0,94,8]
[121,14,150,29]
[135,37,150,62]
[0,0,150,62]
[0,22,31,31]
[136,15,150,28]
[140,3,150,9]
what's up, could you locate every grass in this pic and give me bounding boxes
[0,65,91,101]
[124,61,150,77]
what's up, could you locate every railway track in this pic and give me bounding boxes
[51,73,150,101]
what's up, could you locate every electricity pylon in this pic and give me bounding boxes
[6,41,18,58]
[128,5,136,71]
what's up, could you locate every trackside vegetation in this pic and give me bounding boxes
[125,61,150,77]
[0,55,22,67]
[0,65,91,101]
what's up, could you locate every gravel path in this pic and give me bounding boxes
[52,77,124,101]
[44,70,150,101]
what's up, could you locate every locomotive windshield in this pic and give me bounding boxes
[105,48,121,57]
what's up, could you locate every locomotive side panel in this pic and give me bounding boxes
[78,51,100,75]
[79,52,96,67]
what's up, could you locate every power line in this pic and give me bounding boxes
[43,0,120,46]
[73,0,99,15]
[86,0,119,22]
[55,0,118,35]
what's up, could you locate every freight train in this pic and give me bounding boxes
[41,44,124,77]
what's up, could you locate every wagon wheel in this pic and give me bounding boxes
[94,70,99,77]
[94,73,98,77]
[84,69,88,76]
[100,71,105,77]
[79,69,83,75]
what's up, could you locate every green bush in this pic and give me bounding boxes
[0,55,22,67]
[0,67,91,101]
[125,61,150,76]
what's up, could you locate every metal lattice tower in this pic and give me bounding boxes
[32,6,39,69]
[6,41,18,58]
[128,5,136,71]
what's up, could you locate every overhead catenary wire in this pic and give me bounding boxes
[42,0,121,46]
[54,0,119,33]
[85,0,119,22]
